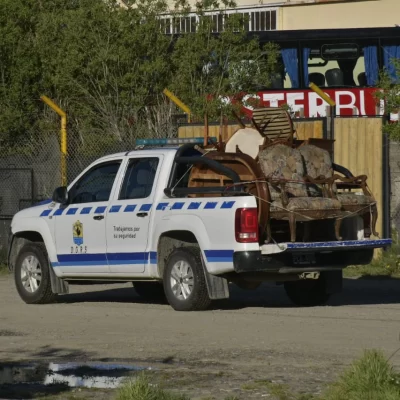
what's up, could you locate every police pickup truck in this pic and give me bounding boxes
[8,138,391,311]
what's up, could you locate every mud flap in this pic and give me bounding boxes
[48,262,69,294]
[201,258,229,300]
[322,270,343,294]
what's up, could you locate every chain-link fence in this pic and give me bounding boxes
[0,101,188,259]
[389,141,400,244]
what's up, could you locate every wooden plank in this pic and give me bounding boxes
[314,121,323,139]
[178,126,186,139]
[372,119,383,237]
[348,118,359,176]
[334,117,384,243]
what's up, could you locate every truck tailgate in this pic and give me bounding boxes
[233,239,392,273]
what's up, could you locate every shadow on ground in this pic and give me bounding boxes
[55,277,400,309]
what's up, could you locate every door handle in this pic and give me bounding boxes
[93,215,105,220]
[136,212,148,218]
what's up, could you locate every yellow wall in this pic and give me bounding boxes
[282,0,400,30]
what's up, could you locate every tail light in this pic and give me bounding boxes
[235,208,259,243]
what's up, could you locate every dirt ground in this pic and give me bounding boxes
[1,273,400,399]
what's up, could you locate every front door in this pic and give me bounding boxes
[54,160,122,275]
[106,156,160,274]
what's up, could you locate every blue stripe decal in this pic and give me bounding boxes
[124,205,136,212]
[53,250,235,267]
[107,252,146,261]
[204,250,234,263]
[188,202,201,210]
[204,202,217,210]
[110,205,121,213]
[149,252,157,264]
[140,204,152,212]
[80,207,92,215]
[53,208,64,216]
[66,208,78,215]
[55,252,147,267]
[53,261,108,267]
[40,209,52,217]
[221,201,235,209]
[171,202,184,210]
[95,206,107,214]
[58,254,108,262]
[157,203,169,211]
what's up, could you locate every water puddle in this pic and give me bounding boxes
[0,361,150,390]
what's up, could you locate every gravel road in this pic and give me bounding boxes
[1,274,400,398]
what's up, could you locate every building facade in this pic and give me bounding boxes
[154,0,399,32]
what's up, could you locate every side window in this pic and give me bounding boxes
[119,158,159,200]
[69,161,121,204]
[306,43,365,87]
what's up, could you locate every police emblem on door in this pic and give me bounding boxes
[73,220,83,245]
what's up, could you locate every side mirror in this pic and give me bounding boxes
[52,186,68,205]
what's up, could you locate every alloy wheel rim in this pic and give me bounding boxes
[20,254,42,293]
[170,260,194,300]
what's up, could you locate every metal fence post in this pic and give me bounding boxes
[40,96,67,186]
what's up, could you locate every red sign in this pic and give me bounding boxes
[240,88,382,118]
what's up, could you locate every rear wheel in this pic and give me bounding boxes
[284,276,330,307]
[163,247,211,311]
[14,243,57,304]
[132,282,166,302]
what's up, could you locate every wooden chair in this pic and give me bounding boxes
[251,107,295,146]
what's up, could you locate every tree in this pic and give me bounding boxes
[375,59,400,141]
[0,0,279,149]
[169,1,280,123]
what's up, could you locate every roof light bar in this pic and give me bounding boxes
[135,137,217,146]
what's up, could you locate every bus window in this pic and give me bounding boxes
[281,48,299,89]
[381,41,400,83]
[305,44,366,87]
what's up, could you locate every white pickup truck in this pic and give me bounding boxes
[8,139,391,311]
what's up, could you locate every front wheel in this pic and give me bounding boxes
[163,247,211,311]
[14,243,57,304]
[284,276,330,307]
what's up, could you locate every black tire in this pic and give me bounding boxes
[284,277,330,307]
[163,247,211,311]
[14,243,57,304]
[132,282,166,302]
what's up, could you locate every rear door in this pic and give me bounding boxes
[106,156,161,274]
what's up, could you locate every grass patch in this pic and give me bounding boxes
[344,242,400,278]
[322,349,400,400]
[116,351,400,400]
[116,373,189,400]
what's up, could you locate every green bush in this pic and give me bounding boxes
[323,350,400,400]
[344,237,400,278]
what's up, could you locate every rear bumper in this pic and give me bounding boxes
[233,239,392,274]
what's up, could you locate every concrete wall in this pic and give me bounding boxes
[282,0,400,30]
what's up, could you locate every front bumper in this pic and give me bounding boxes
[233,239,392,274]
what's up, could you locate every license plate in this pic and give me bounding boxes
[292,253,316,265]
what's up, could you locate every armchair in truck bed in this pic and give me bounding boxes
[258,143,342,242]
[225,106,378,241]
